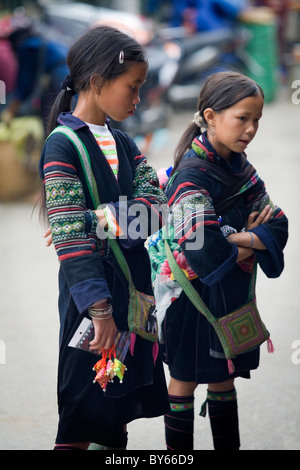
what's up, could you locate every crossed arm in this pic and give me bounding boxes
[228,204,274,262]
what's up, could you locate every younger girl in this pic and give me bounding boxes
[152,71,288,450]
[39,26,169,450]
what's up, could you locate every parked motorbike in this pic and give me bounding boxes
[153,25,257,108]
[110,43,178,152]
[114,23,259,143]
[7,3,259,152]
[104,24,258,148]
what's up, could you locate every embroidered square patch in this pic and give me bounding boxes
[217,301,269,357]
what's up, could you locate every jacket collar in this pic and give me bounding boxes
[57,112,87,130]
[192,132,247,175]
[57,112,111,132]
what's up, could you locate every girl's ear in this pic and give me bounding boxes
[203,108,216,126]
[90,73,102,95]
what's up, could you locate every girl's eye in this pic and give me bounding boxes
[239,116,246,121]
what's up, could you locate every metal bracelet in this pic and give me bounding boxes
[90,312,113,321]
[88,304,113,318]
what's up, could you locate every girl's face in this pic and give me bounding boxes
[95,62,148,124]
[205,94,264,161]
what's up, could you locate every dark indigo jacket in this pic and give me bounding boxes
[39,112,166,321]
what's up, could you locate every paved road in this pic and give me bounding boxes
[0,90,299,450]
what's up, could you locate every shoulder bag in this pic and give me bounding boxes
[164,236,273,374]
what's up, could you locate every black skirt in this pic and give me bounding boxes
[162,290,260,384]
[55,254,170,445]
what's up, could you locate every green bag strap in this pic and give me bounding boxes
[164,236,232,359]
[164,237,215,323]
[48,126,134,288]
[164,235,258,361]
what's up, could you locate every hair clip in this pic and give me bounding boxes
[119,50,124,64]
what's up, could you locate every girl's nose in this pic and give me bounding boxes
[133,89,141,105]
[246,122,256,136]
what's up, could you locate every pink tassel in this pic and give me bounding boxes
[227,359,235,375]
[267,338,275,353]
[152,342,159,364]
[129,332,136,356]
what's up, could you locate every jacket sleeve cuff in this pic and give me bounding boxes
[251,225,284,277]
[200,244,238,287]
[70,278,112,314]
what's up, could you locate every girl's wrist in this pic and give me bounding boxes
[247,231,254,248]
[92,299,108,309]
[89,300,113,320]
[228,231,254,248]
[237,246,254,262]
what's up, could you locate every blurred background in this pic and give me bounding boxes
[0,0,299,450]
[0,0,299,190]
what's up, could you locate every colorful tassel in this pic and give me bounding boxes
[106,359,115,381]
[129,332,136,356]
[227,359,235,375]
[152,342,159,364]
[93,350,107,373]
[113,359,127,382]
[267,338,275,353]
[93,345,127,391]
[94,367,110,391]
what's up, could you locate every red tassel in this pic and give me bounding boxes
[227,359,235,375]
[152,342,159,364]
[129,332,136,356]
[267,338,275,353]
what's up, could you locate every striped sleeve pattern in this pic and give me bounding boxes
[244,176,285,221]
[133,157,167,206]
[44,159,99,262]
[101,154,168,248]
[166,173,237,285]
[168,181,217,246]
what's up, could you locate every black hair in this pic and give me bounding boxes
[173,71,264,171]
[38,25,147,225]
[47,25,148,135]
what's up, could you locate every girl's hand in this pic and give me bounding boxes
[43,210,109,247]
[227,204,273,251]
[94,209,108,229]
[43,227,53,247]
[246,204,273,231]
[89,315,117,352]
[43,210,108,247]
